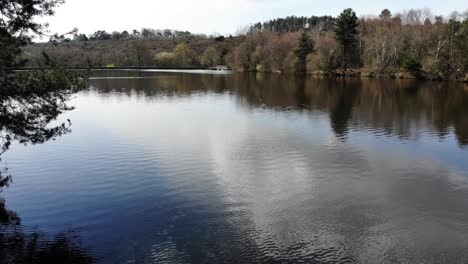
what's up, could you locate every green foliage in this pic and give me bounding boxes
[74,33,89,42]
[253,16,336,33]
[0,0,64,36]
[10,8,467,80]
[124,40,153,66]
[0,68,88,191]
[400,57,422,74]
[0,3,93,261]
[214,35,225,42]
[90,30,111,41]
[435,19,468,78]
[0,0,89,184]
[335,8,359,70]
[398,37,419,72]
[173,43,200,67]
[0,0,61,67]
[201,47,220,67]
[0,28,23,67]
[379,9,392,19]
[396,36,424,77]
[219,48,229,65]
[154,52,177,67]
[294,32,314,73]
[1,68,88,97]
[153,44,201,68]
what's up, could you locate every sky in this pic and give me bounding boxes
[43,0,467,36]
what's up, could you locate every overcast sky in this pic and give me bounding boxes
[44,0,467,36]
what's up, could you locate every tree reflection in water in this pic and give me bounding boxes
[90,71,467,146]
[0,78,95,263]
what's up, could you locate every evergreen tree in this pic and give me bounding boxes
[398,37,422,76]
[379,9,392,19]
[335,8,359,71]
[258,16,335,33]
[438,19,468,78]
[1,0,88,185]
[294,32,314,73]
[1,0,64,68]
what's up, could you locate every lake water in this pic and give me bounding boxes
[2,70,468,263]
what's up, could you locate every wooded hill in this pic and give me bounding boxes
[22,9,468,81]
[23,35,242,68]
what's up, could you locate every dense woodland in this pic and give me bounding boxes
[21,8,468,80]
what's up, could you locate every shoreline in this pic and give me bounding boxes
[9,67,468,83]
[309,69,468,83]
[238,69,468,83]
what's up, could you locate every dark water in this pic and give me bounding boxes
[2,70,468,263]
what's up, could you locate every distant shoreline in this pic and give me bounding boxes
[10,67,467,82]
[11,66,218,71]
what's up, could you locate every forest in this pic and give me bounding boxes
[22,8,468,81]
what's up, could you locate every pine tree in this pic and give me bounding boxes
[335,8,359,71]
[379,9,392,19]
[294,32,314,73]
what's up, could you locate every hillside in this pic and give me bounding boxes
[23,36,243,68]
[22,9,468,81]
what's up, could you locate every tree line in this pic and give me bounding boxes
[250,15,336,33]
[55,28,232,43]
[229,8,467,80]
[22,8,468,80]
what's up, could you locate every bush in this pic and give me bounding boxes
[154,52,176,67]
[400,57,422,76]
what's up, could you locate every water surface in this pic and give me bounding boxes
[3,71,468,263]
